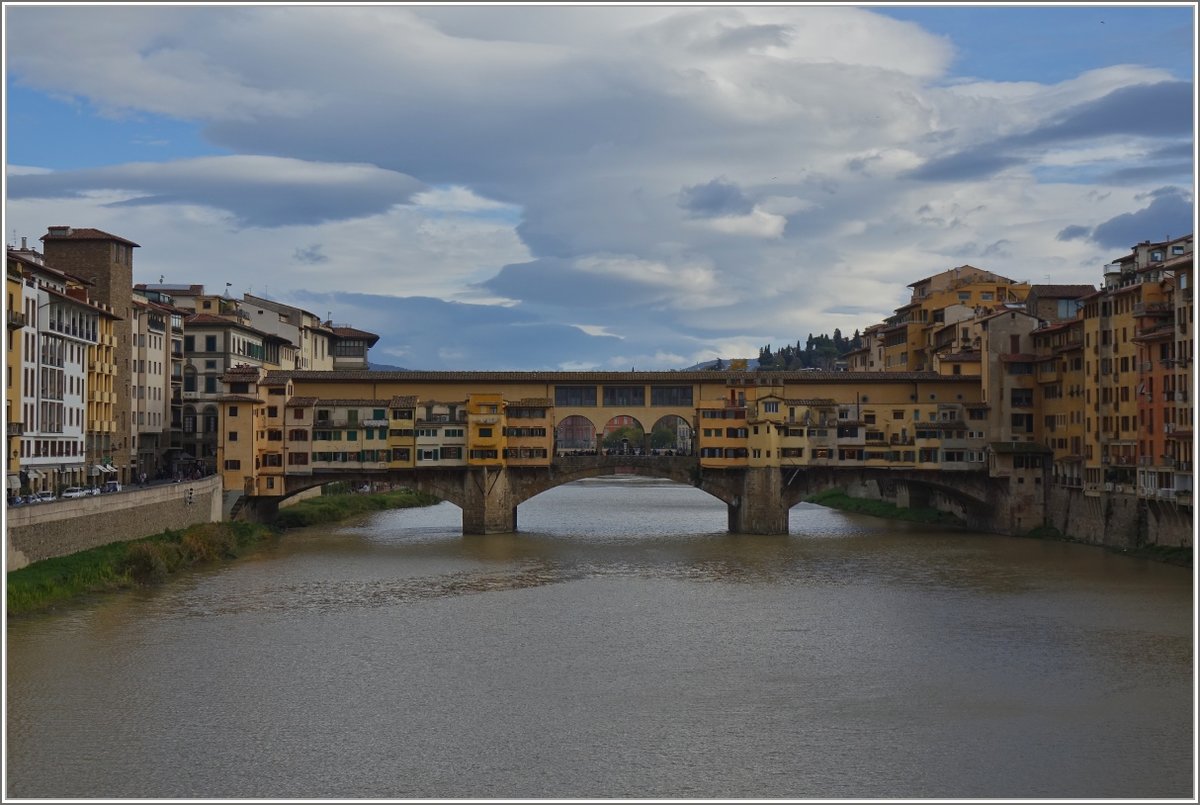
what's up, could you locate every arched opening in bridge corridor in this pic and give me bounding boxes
[556,415,596,453]
[602,415,645,455]
[649,415,694,455]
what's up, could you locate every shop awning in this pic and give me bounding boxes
[26,469,43,480]
[90,465,104,476]
[7,475,19,491]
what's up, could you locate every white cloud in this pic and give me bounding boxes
[4,6,1191,369]
[697,208,787,238]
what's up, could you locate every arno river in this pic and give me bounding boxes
[6,477,1194,799]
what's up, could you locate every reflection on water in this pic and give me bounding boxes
[6,477,1193,799]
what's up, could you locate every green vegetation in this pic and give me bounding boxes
[271,487,440,529]
[757,330,859,371]
[806,488,966,527]
[7,521,272,617]
[7,488,441,616]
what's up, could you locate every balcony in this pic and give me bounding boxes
[7,421,25,437]
[6,310,26,330]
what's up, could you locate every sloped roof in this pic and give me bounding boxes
[41,227,140,247]
[1030,284,1097,298]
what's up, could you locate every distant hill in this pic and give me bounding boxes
[368,362,408,371]
[682,358,759,371]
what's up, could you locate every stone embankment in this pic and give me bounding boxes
[6,476,223,570]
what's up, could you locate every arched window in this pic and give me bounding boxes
[203,405,218,434]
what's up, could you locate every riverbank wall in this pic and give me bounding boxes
[6,476,223,571]
[824,477,1191,552]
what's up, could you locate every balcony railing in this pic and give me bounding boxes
[6,310,26,330]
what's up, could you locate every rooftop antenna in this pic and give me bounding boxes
[159,274,164,284]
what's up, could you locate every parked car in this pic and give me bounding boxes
[101,481,123,494]
[61,487,92,499]
[33,491,57,503]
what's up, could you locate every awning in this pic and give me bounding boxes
[90,465,104,476]
[26,469,43,480]
[102,465,118,474]
[7,475,19,491]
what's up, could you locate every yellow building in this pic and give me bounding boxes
[83,293,120,485]
[879,265,1031,372]
[502,398,552,466]
[467,392,505,467]
[1031,318,1086,488]
[386,395,418,470]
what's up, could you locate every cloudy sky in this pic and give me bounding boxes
[4,5,1195,370]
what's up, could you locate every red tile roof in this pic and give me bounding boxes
[41,227,140,247]
[1030,284,1097,298]
[331,326,380,345]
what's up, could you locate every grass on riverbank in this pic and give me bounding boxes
[272,487,441,529]
[6,521,273,617]
[805,488,966,527]
[7,488,443,617]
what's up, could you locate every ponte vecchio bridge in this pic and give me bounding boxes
[219,370,1038,535]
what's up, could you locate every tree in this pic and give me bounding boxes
[602,426,644,449]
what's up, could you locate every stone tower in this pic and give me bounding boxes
[40,226,140,484]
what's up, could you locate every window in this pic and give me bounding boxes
[603,386,645,406]
[229,406,239,417]
[223,459,241,470]
[1172,244,1185,255]
[392,409,414,420]
[184,336,194,352]
[555,386,597,406]
[651,386,693,406]
[204,335,217,352]
[229,432,238,442]
[204,376,217,393]
[478,427,493,438]
[763,401,779,413]
[1010,389,1033,408]
[287,453,309,466]
[267,406,278,418]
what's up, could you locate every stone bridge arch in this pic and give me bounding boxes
[259,464,999,537]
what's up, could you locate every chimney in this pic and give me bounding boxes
[20,237,26,250]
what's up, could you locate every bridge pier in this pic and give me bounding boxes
[726,466,789,535]
[461,467,518,535]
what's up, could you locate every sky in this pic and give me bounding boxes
[4,4,1196,371]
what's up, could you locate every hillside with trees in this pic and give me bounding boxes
[755,330,862,371]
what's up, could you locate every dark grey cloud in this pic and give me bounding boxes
[709,23,793,52]
[1057,224,1091,241]
[1094,163,1193,186]
[910,81,1194,183]
[1090,186,1194,249]
[678,178,755,217]
[1008,81,1193,147]
[286,292,615,370]
[6,157,426,227]
[908,152,1026,182]
[293,244,328,264]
